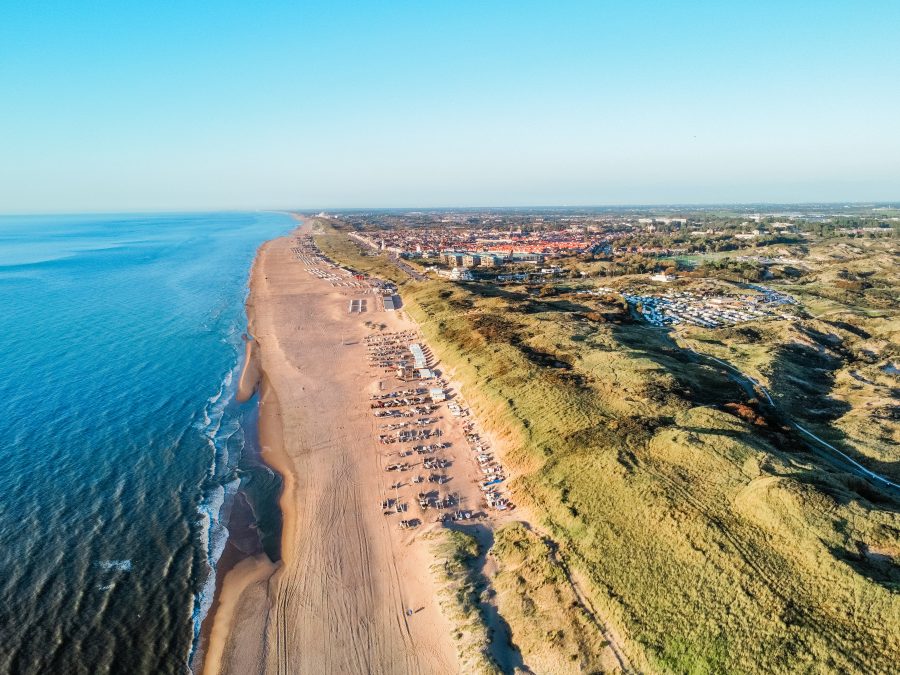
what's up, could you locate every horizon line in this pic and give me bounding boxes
[2,200,899,218]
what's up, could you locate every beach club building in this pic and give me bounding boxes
[409,343,428,370]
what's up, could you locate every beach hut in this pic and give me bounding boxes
[396,364,416,380]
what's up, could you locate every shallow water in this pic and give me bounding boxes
[0,211,293,674]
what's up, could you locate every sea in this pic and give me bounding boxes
[0,211,294,674]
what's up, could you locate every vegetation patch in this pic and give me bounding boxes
[312,220,409,284]
[404,276,900,674]
[490,523,622,673]
[430,530,501,675]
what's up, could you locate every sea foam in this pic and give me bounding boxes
[96,560,132,572]
[190,346,246,654]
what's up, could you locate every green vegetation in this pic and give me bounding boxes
[490,523,624,673]
[789,239,899,310]
[430,529,500,674]
[311,218,408,284]
[672,239,900,484]
[404,278,900,673]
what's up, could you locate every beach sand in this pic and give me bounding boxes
[201,223,458,674]
[236,337,260,403]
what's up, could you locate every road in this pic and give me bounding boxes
[389,254,426,281]
[686,344,899,490]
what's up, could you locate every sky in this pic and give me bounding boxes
[1,1,899,212]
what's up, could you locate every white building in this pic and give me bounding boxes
[449,268,474,281]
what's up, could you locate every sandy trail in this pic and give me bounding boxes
[208,225,457,675]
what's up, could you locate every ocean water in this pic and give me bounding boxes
[0,212,293,674]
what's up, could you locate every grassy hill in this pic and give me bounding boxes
[404,278,900,673]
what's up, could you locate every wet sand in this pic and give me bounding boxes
[201,222,457,674]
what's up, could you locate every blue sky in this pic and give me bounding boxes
[1,1,898,212]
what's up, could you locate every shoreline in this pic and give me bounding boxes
[195,235,299,675]
[190,350,262,671]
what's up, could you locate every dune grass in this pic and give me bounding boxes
[312,219,409,285]
[671,240,900,481]
[404,279,900,674]
[490,522,622,674]
[430,529,501,675]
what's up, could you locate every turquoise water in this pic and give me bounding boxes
[0,212,293,674]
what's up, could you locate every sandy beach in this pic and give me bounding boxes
[200,221,459,674]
